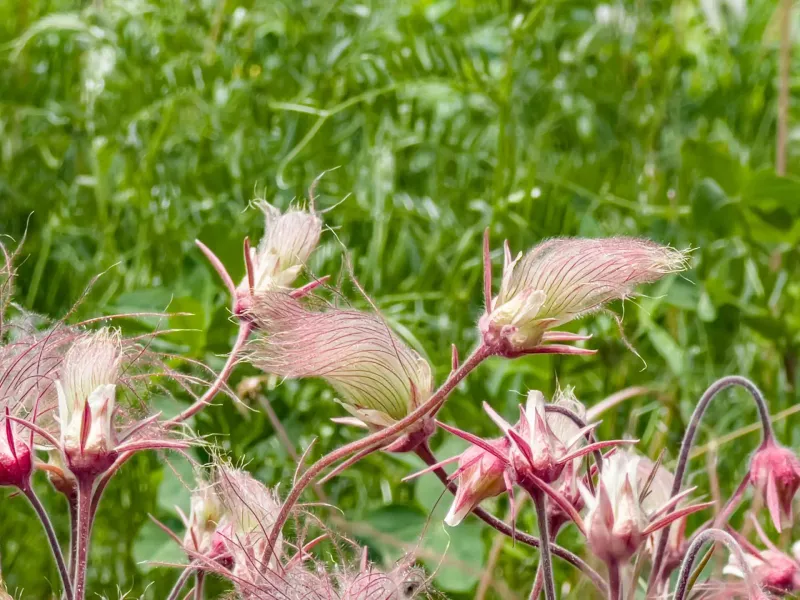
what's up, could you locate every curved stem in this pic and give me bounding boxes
[21,484,74,600]
[648,376,773,590]
[167,565,196,600]
[530,490,556,600]
[673,529,753,600]
[165,321,253,427]
[73,475,94,600]
[415,443,608,596]
[264,344,494,555]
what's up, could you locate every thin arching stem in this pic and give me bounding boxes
[673,529,754,600]
[167,565,197,600]
[415,443,609,596]
[264,344,494,555]
[21,484,74,600]
[649,376,773,590]
[72,475,95,600]
[530,490,556,600]
[165,321,253,427]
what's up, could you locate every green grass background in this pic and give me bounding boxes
[1,0,799,597]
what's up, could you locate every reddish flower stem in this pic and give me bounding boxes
[167,564,197,600]
[648,376,773,592]
[415,443,608,596]
[529,489,556,600]
[265,344,494,558]
[21,483,74,600]
[608,561,621,600]
[73,475,95,600]
[165,321,253,427]
[673,529,753,600]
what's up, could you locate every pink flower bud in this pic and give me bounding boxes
[581,452,650,563]
[725,549,800,595]
[0,417,31,488]
[183,482,227,557]
[750,441,800,532]
[444,437,510,527]
[250,293,433,434]
[56,329,121,474]
[480,237,686,354]
[238,202,322,295]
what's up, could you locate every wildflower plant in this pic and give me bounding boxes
[3,190,800,600]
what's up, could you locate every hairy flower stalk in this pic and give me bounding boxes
[479,235,687,357]
[649,376,776,590]
[249,292,436,451]
[674,529,765,600]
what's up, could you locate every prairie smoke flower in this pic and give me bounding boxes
[239,202,322,295]
[444,437,510,526]
[216,468,285,579]
[724,549,800,596]
[182,480,228,558]
[0,416,31,488]
[480,237,686,356]
[342,563,427,599]
[749,441,800,532]
[56,329,121,472]
[249,293,434,444]
[580,452,709,565]
[638,458,687,573]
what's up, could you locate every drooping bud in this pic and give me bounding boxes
[749,441,800,532]
[581,451,710,566]
[56,329,121,474]
[724,549,800,595]
[0,414,32,488]
[480,237,686,355]
[444,437,510,527]
[238,202,322,296]
[249,293,433,439]
[183,481,228,558]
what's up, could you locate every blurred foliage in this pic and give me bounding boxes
[1,0,799,597]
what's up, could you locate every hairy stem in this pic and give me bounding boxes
[167,565,196,600]
[415,444,608,596]
[648,376,773,590]
[673,529,752,600]
[265,344,494,555]
[530,490,556,600]
[67,486,78,584]
[21,484,74,600]
[608,562,621,600]
[166,321,253,427]
[194,571,205,600]
[73,475,94,600]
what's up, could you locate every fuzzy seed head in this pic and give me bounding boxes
[249,293,433,429]
[241,202,322,293]
[56,329,121,471]
[481,237,686,353]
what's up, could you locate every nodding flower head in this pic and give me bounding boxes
[724,526,800,597]
[479,237,686,356]
[581,451,710,565]
[483,389,600,485]
[749,440,800,532]
[582,451,649,564]
[215,467,285,579]
[249,293,434,446]
[238,202,322,297]
[56,328,121,473]
[0,415,31,488]
[444,437,510,527]
[183,480,228,559]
